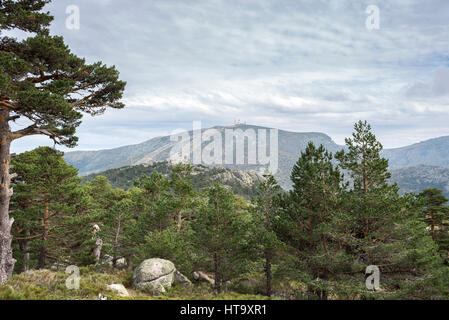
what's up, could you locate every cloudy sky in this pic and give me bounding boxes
[9,0,449,153]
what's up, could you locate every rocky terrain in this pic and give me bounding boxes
[83,161,263,197]
[390,165,449,197]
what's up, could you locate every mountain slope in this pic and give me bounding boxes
[83,162,449,198]
[82,161,263,197]
[382,136,449,169]
[389,165,449,197]
[64,124,449,190]
[65,124,343,189]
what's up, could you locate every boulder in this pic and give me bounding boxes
[102,255,126,268]
[193,271,215,285]
[107,284,129,297]
[133,258,176,295]
[50,262,67,271]
[115,257,127,268]
[102,254,113,266]
[174,270,192,288]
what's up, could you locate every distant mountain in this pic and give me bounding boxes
[83,161,263,198]
[64,124,449,192]
[65,124,343,189]
[390,166,449,198]
[382,136,449,169]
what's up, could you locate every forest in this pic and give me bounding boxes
[2,120,449,300]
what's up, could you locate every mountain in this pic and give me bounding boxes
[383,136,449,169]
[390,165,449,198]
[64,124,343,189]
[82,161,263,198]
[64,124,449,192]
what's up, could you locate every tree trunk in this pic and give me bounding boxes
[214,252,222,294]
[265,249,272,297]
[38,205,49,269]
[177,210,182,232]
[264,190,272,297]
[0,111,15,283]
[126,254,133,271]
[321,271,329,300]
[362,144,369,237]
[113,217,121,268]
[93,238,103,265]
[18,230,30,272]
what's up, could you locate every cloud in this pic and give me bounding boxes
[8,0,449,152]
[434,67,449,96]
[406,67,449,98]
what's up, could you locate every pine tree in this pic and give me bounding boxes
[10,147,88,270]
[419,188,449,262]
[336,121,444,298]
[0,0,125,282]
[170,164,195,232]
[101,190,134,268]
[279,142,346,299]
[335,120,390,238]
[83,176,133,268]
[252,172,283,297]
[193,184,248,293]
[133,170,173,237]
[0,1,52,33]
[130,165,202,274]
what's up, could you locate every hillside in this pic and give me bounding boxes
[65,124,343,189]
[383,136,449,169]
[84,161,449,198]
[83,161,263,198]
[390,165,449,198]
[64,124,449,191]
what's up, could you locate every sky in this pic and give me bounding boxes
[8,0,449,153]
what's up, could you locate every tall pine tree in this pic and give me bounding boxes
[0,0,125,282]
[336,121,444,298]
[10,147,88,270]
[252,172,283,297]
[419,188,449,263]
[279,142,346,299]
[193,184,248,294]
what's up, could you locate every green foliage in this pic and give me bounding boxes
[333,121,446,299]
[0,0,52,33]
[10,147,94,270]
[6,119,449,300]
[250,171,284,296]
[1,0,125,147]
[140,227,195,276]
[419,188,449,261]
[83,162,260,197]
[277,142,349,298]
[336,120,390,192]
[0,267,129,300]
[193,184,253,293]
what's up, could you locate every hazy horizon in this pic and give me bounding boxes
[46,122,449,154]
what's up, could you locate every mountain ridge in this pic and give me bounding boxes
[63,124,449,190]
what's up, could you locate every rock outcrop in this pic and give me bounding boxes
[106,283,129,297]
[102,254,126,268]
[193,271,215,285]
[174,270,192,288]
[133,258,191,295]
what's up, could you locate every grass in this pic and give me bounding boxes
[0,267,274,300]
